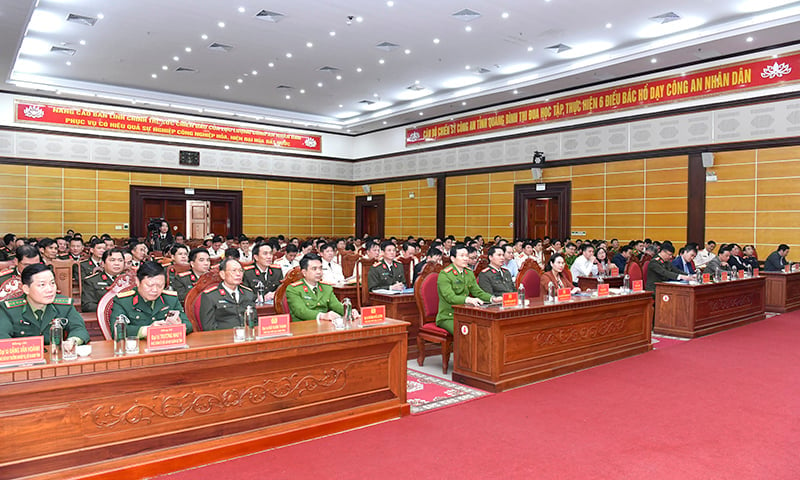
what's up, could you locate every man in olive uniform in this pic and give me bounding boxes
[645,243,694,291]
[367,240,406,291]
[110,261,193,338]
[243,242,283,301]
[199,258,256,331]
[436,245,501,334]
[81,248,126,312]
[80,239,106,280]
[0,245,42,286]
[286,254,359,323]
[478,246,515,296]
[0,264,90,344]
[171,248,211,303]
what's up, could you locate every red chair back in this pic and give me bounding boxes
[274,267,303,315]
[97,272,137,341]
[642,261,651,286]
[419,272,440,320]
[0,276,23,302]
[626,261,643,282]
[520,269,541,298]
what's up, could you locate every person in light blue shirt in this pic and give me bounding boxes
[502,244,519,281]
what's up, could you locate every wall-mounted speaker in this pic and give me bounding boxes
[533,151,546,165]
[426,177,436,188]
[701,152,714,168]
[531,168,543,180]
[362,185,371,194]
[179,150,200,166]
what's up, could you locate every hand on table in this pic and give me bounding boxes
[464,297,484,307]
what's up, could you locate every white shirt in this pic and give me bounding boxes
[571,255,598,283]
[695,249,716,268]
[321,259,345,284]
[238,248,252,262]
[277,257,300,275]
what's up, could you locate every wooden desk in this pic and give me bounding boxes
[577,275,624,291]
[0,321,409,480]
[452,292,653,392]
[369,292,425,359]
[332,283,359,303]
[762,271,800,313]
[654,276,766,338]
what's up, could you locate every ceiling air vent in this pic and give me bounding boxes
[50,46,76,56]
[546,43,572,54]
[407,84,426,91]
[276,85,294,89]
[208,42,233,52]
[451,8,481,21]
[650,12,681,24]
[358,100,376,105]
[375,41,400,52]
[255,10,286,22]
[175,67,196,72]
[476,67,491,74]
[318,66,340,72]
[66,13,98,26]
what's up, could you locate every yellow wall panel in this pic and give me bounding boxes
[606,159,643,172]
[754,147,798,162]
[605,213,645,228]
[646,156,686,169]
[606,185,644,200]
[606,172,644,186]
[645,184,686,199]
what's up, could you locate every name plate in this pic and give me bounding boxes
[257,314,291,338]
[557,288,572,302]
[146,324,187,352]
[610,266,619,276]
[785,265,791,273]
[597,283,610,297]
[721,271,728,281]
[702,273,711,283]
[502,292,519,307]
[632,280,643,292]
[0,336,45,368]
[753,268,759,277]
[737,269,745,279]
[361,305,386,326]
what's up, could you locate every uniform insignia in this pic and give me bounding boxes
[162,289,177,296]
[240,285,253,291]
[269,264,281,268]
[53,296,73,305]
[373,261,381,267]
[443,265,454,273]
[190,274,197,282]
[4,298,25,308]
[101,274,108,281]
[290,280,303,286]
[243,265,255,271]
[178,271,193,277]
[203,285,217,293]
[481,267,491,273]
[219,288,226,296]
[117,290,136,298]
[382,264,387,269]
[85,272,100,279]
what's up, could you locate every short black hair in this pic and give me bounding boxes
[137,261,165,281]
[300,253,322,270]
[619,245,632,254]
[778,244,790,252]
[717,245,732,255]
[2,233,15,245]
[15,245,40,262]
[189,248,209,262]
[380,240,395,251]
[285,243,299,254]
[449,243,467,258]
[21,263,51,285]
[38,237,56,249]
[102,248,125,262]
[487,246,503,257]
[660,243,676,254]
[251,241,271,257]
[170,244,188,256]
[319,243,335,253]
[580,242,594,253]
[426,247,442,258]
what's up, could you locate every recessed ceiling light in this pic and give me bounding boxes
[224,85,230,89]
[433,38,440,44]
[318,82,323,87]
[414,80,420,84]
[252,70,258,75]
[285,52,292,58]
[419,112,424,116]
[300,89,306,94]
[527,46,533,52]
[79,40,86,45]
[651,58,658,63]
[461,101,466,106]
[306,42,313,48]
[173,56,179,61]
[97,13,104,19]
[606,22,613,28]
[502,12,509,19]
[238,6,245,13]
[746,36,754,42]
[201,34,208,40]
[285,94,291,99]
[404,49,411,54]
[356,16,363,22]
[268,62,274,67]
[374,93,380,97]
[218,21,225,28]
[185,47,192,52]
[465,65,471,70]
[513,89,519,94]
[382,121,387,124]
[161,65,168,70]
[336,75,342,80]
[66,61,72,66]
[237,78,243,83]
[379,58,385,64]
[356,67,363,72]
[387,1,395,6]
[465,25,472,32]
[151,73,158,78]
[339,104,343,108]
[330,31,336,36]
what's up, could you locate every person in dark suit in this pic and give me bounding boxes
[671,245,697,275]
[413,247,442,284]
[611,246,632,273]
[199,259,256,331]
[742,245,760,270]
[764,244,790,271]
[646,243,694,291]
[727,244,746,271]
[151,221,174,254]
[704,245,732,275]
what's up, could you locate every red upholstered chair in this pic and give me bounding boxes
[517,268,541,298]
[626,261,643,282]
[184,270,221,333]
[413,263,452,374]
[642,261,651,287]
[97,272,137,341]
[273,267,303,315]
[397,256,414,287]
[0,276,23,302]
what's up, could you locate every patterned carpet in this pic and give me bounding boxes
[406,369,492,414]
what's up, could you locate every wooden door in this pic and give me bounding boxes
[547,198,560,239]
[525,198,559,239]
[355,195,385,239]
[209,201,231,238]
[142,199,163,235]
[188,201,209,239]
[141,199,186,238]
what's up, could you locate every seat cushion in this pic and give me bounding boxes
[419,322,451,337]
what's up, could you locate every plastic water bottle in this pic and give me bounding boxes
[244,305,257,340]
[517,283,525,306]
[746,264,753,278]
[113,315,128,355]
[622,274,630,293]
[731,266,737,280]
[547,282,556,303]
[50,318,64,363]
[342,298,353,328]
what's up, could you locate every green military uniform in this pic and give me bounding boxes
[171,270,203,304]
[199,282,256,331]
[285,279,344,322]
[109,288,193,338]
[367,259,406,291]
[565,254,578,268]
[81,271,116,312]
[242,263,283,294]
[0,245,11,261]
[477,265,515,296]
[0,294,90,344]
[436,265,492,334]
[645,256,684,291]
[80,258,102,280]
[0,267,20,286]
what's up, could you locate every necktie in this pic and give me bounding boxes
[34,309,44,323]
[233,290,239,302]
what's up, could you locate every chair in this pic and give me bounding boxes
[183,270,221,333]
[340,251,359,278]
[413,264,452,374]
[642,261,651,287]
[274,267,303,315]
[51,259,74,297]
[473,258,489,276]
[397,256,414,287]
[626,261,643,282]
[0,276,23,302]
[515,268,541,298]
[96,271,137,341]
[356,258,375,309]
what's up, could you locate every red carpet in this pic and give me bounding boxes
[407,369,492,414]
[159,312,800,480]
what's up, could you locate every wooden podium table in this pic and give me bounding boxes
[332,283,359,303]
[369,291,426,359]
[0,321,409,480]
[577,275,624,291]
[452,292,653,392]
[654,276,766,338]
[762,271,800,313]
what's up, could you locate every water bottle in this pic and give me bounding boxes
[731,266,737,280]
[254,281,265,306]
[547,282,556,303]
[342,298,354,328]
[746,264,753,278]
[113,315,128,355]
[622,274,630,293]
[714,268,722,283]
[517,283,525,306]
[244,305,257,340]
[50,318,64,363]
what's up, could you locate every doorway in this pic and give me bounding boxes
[514,182,571,241]
[355,195,385,239]
[187,201,210,239]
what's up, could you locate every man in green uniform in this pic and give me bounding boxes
[0,264,90,344]
[436,245,502,334]
[477,246,515,296]
[286,253,360,323]
[367,240,406,291]
[243,241,283,301]
[0,245,41,285]
[645,243,694,291]
[171,248,211,303]
[110,261,193,338]
[199,258,256,331]
[81,248,126,312]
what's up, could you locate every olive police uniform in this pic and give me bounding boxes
[81,271,116,312]
[436,265,491,334]
[199,282,256,331]
[645,256,684,292]
[477,265,515,296]
[242,264,283,294]
[0,294,90,344]
[109,288,193,338]
[80,258,102,280]
[171,270,203,304]
[367,260,406,291]
[285,279,344,322]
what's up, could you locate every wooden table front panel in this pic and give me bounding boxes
[763,272,800,313]
[0,321,408,479]
[369,292,428,359]
[452,293,653,392]
[654,277,766,338]
[577,275,624,291]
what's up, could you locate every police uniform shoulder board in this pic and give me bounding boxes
[481,267,491,273]
[117,290,136,298]
[443,265,454,273]
[269,264,281,269]
[243,264,255,271]
[203,285,217,294]
[86,271,101,279]
[240,285,253,292]
[290,280,303,287]
[53,296,73,305]
[4,298,25,308]
[0,268,14,276]
[178,271,193,278]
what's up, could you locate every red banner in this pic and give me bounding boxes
[406,52,800,146]
[257,314,291,338]
[146,324,187,352]
[15,102,322,152]
[0,337,44,367]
